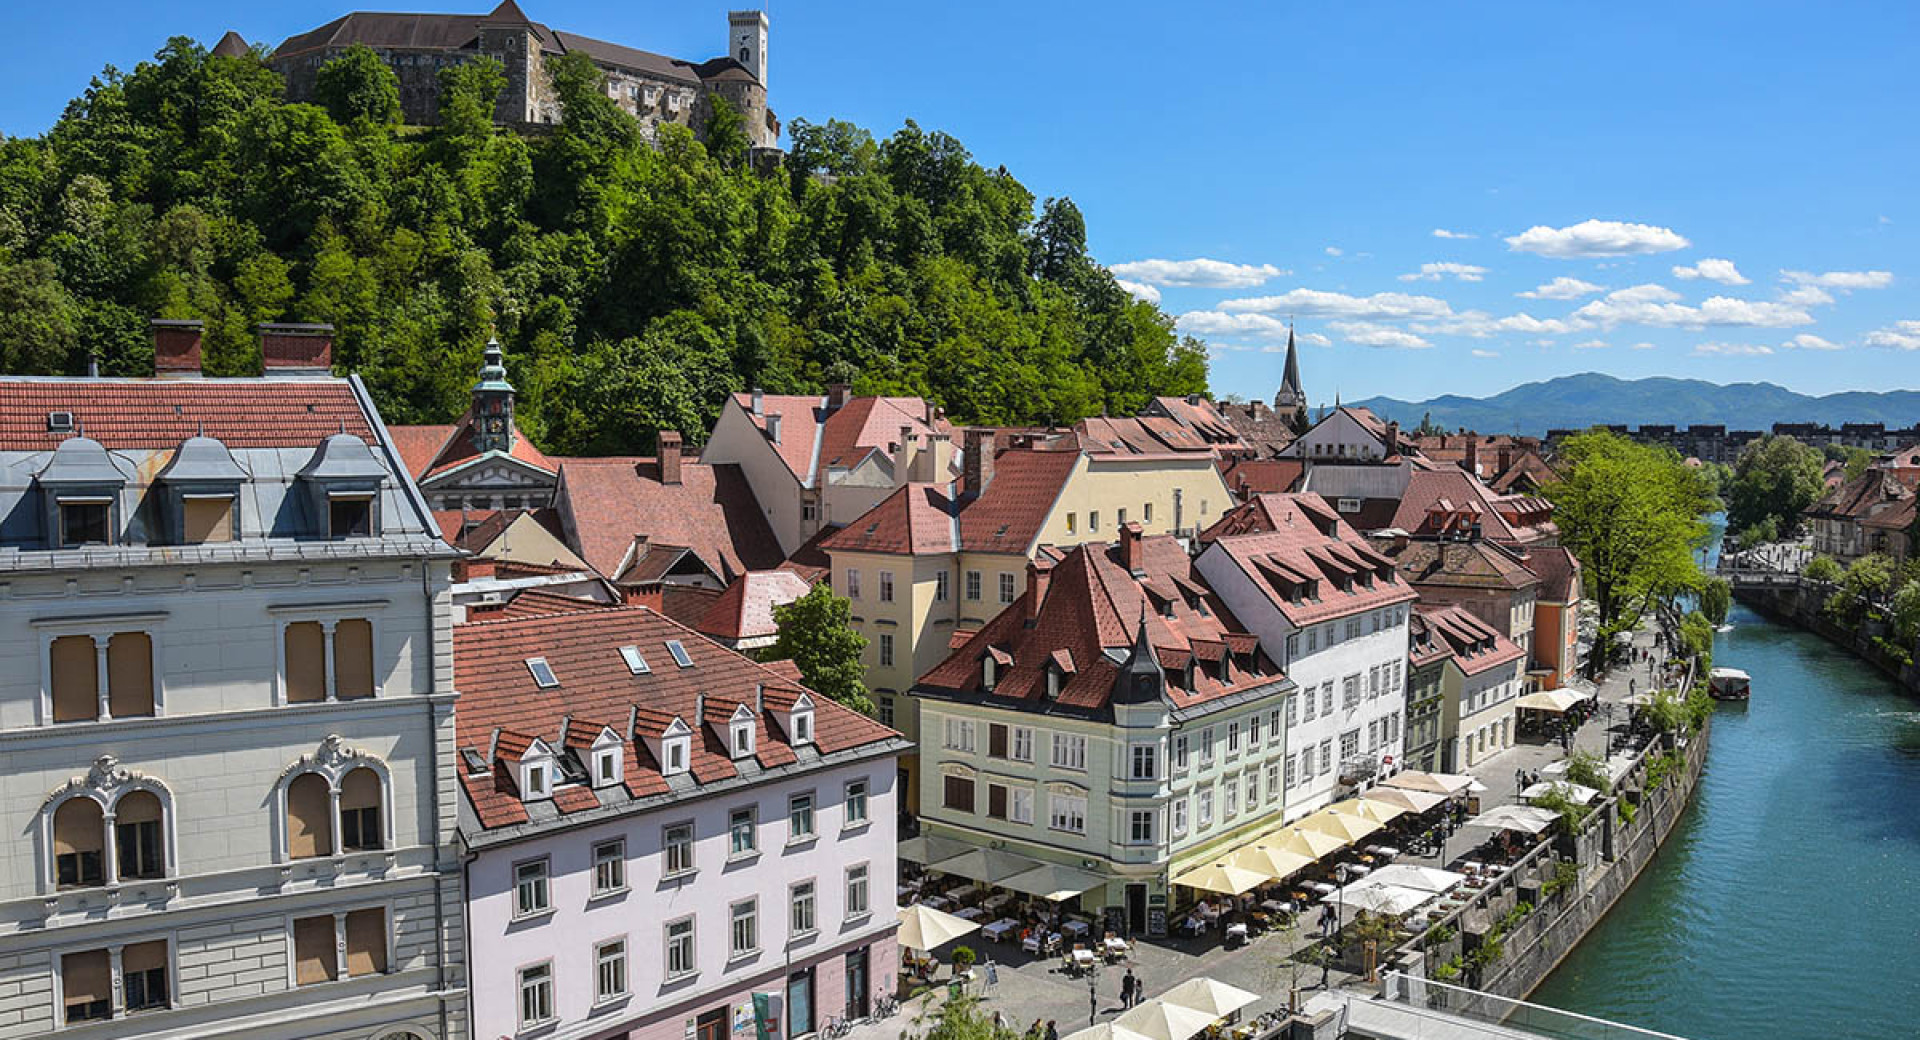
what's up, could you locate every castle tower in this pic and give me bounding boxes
[478,0,543,124]
[729,9,769,86]
[471,338,516,455]
[1273,325,1309,432]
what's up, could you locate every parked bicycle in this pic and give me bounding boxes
[822,1014,851,1039]
[873,995,899,1019]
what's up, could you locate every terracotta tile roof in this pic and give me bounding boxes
[0,378,372,449]
[1221,458,1305,497]
[454,603,900,832]
[779,525,836,582]
[1861,494,1917,533]
[1520,545,1581,602]
[1391,470,1558,545]
[694,570,814,641]
[1809,469,1914,521]
[555,457,783,582]
[918,533,1287,718]
[1199,493,1419,627]
[431,508,508,550]
[497,588,609,619]
[658,584,725,629]
[1490,451,1561,494]
[819,448,1082,559]
[819,483,960,555]
[1413,604,1525,677]
[1148,396,1247,447]
[1070,416,1215,457]
[1378,537,1541,593]
[426,417,556,479]
[1407,611,1453,670]
[390,425,457,480]
[726,393,949,488]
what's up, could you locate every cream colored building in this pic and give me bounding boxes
[0,330,466,1040]
[1412,605,1528,771]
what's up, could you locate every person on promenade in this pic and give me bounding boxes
[1047,1021,1060,1040]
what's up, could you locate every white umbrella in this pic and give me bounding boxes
[1322,881,1431,916]
[1464,804,1560,835]
[899,834,971,865]
[1522,781,1600,804]
[1116,998,1221,1040]
[1000,861,1105,902]
[1298,808,1384,843]
[1361,863,1465,893]
[1363,786,1448,814]
[1383,771,1477,797]
[1326,796,1406,823]
[1062,1025,1157,1040]
[931,847,1040,885]
[1516,689,1586,713]
[1158,977,1261,1019]
[896,904,981,952]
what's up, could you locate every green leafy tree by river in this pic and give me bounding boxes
[1726,435,1824,544]
[0,38,1208,452]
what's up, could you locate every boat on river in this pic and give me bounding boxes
[1708,667,1751,701]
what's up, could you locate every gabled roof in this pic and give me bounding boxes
[819,482,959,555]
[1413,604,1526,677]
[555,457,783,583]
[726,393,948,489]
[1221,458,1305,497]
[1148,396,1246,447]
[1379,537,1542,593]
[0,378,372,449]
[917,534,1284,718]
[1809,468,1914,522]
[454,603,900,832]
[1391,470,1558,545]
[1199,493,1418,627]
[1520,545,1581,602]
[694,570,815,642]
[1490,450,1560,494]
[389,417,556,483]
[818,447,1082,559]
[1070,415,1216,457]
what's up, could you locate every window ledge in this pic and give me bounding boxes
[510,907,556,924]
[662,868,698,883]
[844,910,873,924]
[789,928,819,944]
[664,968,700,985]
[840,819,871,834]
[786,834,818,849]
[726,948,762,965]
[587,886,629,903]
[726,851,761,866]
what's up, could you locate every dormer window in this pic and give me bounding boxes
[526,657,559,688]
[298,433,386,539]
[59,499,112,547]
[728,705,757,759]
[665,737,688,774]
[666,641,694,668]
[982,656,997,691]
[620,645,650,674]
[1045,668,1061,700]
[523,761,551,800]
[329,495,373,538]
[594,748,621,786]
[792,709,813,745]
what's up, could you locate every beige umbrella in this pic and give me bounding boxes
[1362,786,1448,814]
[1269,826,1348,861]
[1061,1024,1156,1040]
[1326,797,1406,824]
[1158,977,1261,1019]
[1170,860,1268,896]
[1000,861,1104,902]
[896,904,981,952]
[1228,843,1313,881]
[1382,770,1477,797]
[931,847,1040,885]
[1298,808,1385,843]
[1115,999,1221,1040]
[1517,689,1586,713]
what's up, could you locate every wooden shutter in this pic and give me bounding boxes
[116,790,161,825]
[181,496,234,543]
[988,724,1008,759]
[287,773,334,858]
[53,798,105,859]
[107,632,154,718]
[50,635,98,722]
[61,950,110,1009]
[943,776,974,813]
[122,939,167,975]
[987,783,1008,820]
[340,768,380,813]
[333,619,374,700]
[344,908,388,977]
[284,623,326,703]
[292,916,338,985]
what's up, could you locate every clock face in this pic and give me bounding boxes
[487,418,506,433]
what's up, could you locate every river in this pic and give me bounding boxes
[1530,597,1920,1038]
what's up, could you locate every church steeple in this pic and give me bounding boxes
[471,337,515,455]
[1274,323,1309,434]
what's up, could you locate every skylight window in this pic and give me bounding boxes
[666,640,694,668]
[620,645,650,674]
[526,656,559,688]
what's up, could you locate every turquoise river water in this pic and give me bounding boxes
[1531,598,1920,1038]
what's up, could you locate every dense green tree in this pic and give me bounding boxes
[1804,555,1842,582]
[313,45,402,128]
[1825,553,1895,623]
[1727,435,1824,541]
[1544,430,1714,675]
[1699,577,1732,626]
[1823,442,1874,483]
[762,584,875,718]
[1891,580,1920,645]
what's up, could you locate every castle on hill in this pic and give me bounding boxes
[250,1,778,149]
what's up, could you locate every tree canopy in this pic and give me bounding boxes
[0,38,1209,454]
[1727,435,1825,544]
[762,584,874,718]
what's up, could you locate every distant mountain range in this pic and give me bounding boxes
[1347,374,1920,436]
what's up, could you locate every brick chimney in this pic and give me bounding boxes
[1386,421,1400,457]
[1026,556,1054,621]
[658,431,683,485]
[827,383,850,412]
[621,582,664,610]
[152,319,204,379]
[961,428,995,499]
[1498,444,1513,475]
[895,424,916,486]
[455,556,497,581]
[1119,521,1146,576]
[258,323,333,376]
[1464,437,1479,477]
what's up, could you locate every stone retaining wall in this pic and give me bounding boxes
[1732,581,1920,694]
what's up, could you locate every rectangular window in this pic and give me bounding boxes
[879,571,895,603]
[1048,793,1087,834]
[1066,512,1077,535]
[1173,734,1189,772]
[665,917,696,977]
[935,570,950,602]
[1343,675,1361,709]
[515,859,551,917]
[999,572,1016,604]
[61,949,111,1022]
[620,645,650,673]
[1130,743,1157,780]
[943,775,976,813]
[1249,713,1262,746]
[122,939,169,1014]
[182,495,235,544]
[789,793,815,840]
[1341,729,1360,761]
[1011,726,1034,762]
[1285,632,1299,663]
[878,632,894,667]
[344,908,387,977]
[1322,681,1334,715]
[292,915,338,986]
[1011,787,1034,824]
[1247,769,1260,805]
[730,899,759,957]
[664,822,695,875]
[1128,809,1153,844]
[729,808,757,857]
[1050,733,1087,771]
[50,633,101,722]
[593,840,626,894]
[1308,626,1319,652]
[59,500,112,547]
[596,939,628,1002]
[878,697,895,727]
[1089,511,1100,532]
[1172,797,1188,835]
[791,881,817,936]
[1198,728,1215,767]
[845,780,869,826]
[989,723,1009,759]
[1369,665,1382,700]
[1367,719,1380,751]
[329,495,373,539]
[965,570,982,601]
[944,718,976,752]
[518,962,554,1028]
[1224,781,1238,817]
[1227,721,1242,755]
[1319,739,1333,775]
[845,569,861,599]
[1196,787,1213,827]
[987,782,1009,820]
[846,863,871,917]
[666,640,694,668]
[1118,508,1128,525]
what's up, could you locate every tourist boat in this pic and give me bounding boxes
[1708,667,1751,701]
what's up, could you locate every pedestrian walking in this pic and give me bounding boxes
[993,1010,1006,1033]
[986,958,999,989]
[1121,968,1136,1008]
[1047,1021,1060,1040]
[1133,971,1145,1008]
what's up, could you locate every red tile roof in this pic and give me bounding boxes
[454,603,901,831]
[819,482,960,555]
[1221,458,1305,497]
[819,448,1082,559]
[1199,493,1419,627]
[1390,470,1558,545]
[555,457,783,582]
[727,393,949,488]
[1378,537,1541,593]
[1148,396,1247,448]
[694,570,815,641]
[0,378,372,449]
[1809,468,1914,521]
[390,424,457,480]
[1520,545,1581,602]
[1413,604,1526,677]
[390,417,556,481]
[918,533,1286,717]
[1069,416,1215,457]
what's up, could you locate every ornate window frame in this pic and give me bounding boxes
[31,612,169,726]
[274,735,396,865]
[39,755,178,895]
[267,601,389,706]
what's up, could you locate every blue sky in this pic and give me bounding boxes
[4,0,1918,402]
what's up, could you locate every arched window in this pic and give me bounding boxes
[339,768,384,852]
[287,773,334,858]
[115,790,166,880]
[53,798,106,888]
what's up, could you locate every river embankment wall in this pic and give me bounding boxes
[1732,580,1920,694]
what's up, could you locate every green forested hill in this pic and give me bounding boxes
[0,38,1206,454]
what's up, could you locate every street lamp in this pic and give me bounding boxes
[1320,863,1355,988]
[1086,961,1101,1025]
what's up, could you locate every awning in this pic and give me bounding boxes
[1227,843,1314,882]
[1517,689,1587,713]
[1361,863,1465,893]
[1268,826,1348,861]
[1522,780,1601,804]
[1326,797,1406,824]
[1464,804,1560,835]
[999,862,1105,901]
[929,847,1043,885]
[1159,977,1260,1019]
[899,834,971,866]
[1323,881,1432,916]
[897,904,981,951]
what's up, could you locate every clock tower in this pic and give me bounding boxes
[471,337,515,455]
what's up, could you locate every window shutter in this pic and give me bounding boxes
[344,908,388,977]
[53,798,104,858]
[340,768,381,812]
[182,496,235,543]
[333,619,375,700]
[61,950,111,1008]
[116,789,162,826]
[287,773,334,858]
[284,623,327,703]
[121,939,167,975]
[50,635,98,722]
[107,632,154,718]
[292,916,338,985]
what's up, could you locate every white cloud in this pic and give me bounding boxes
[1218,288,1454,320]
[1779,286,1835,308]
[1573,286,1812,329]
[1783,334,1843,351]
[1114,278,1161,304]
[1573,339,1609,350]
[1399,262,1488,283]
[1297,331,1332,347]
[1325,246,1344,257]
[1107,258,1285,288]
[1176,311,1292,340]
[1432,228,1475,240]
[1671,258,1750,285]
[1781,269,1894,290]
[1471,349,1500,358]
[1630,341,1656,350]
[1864,320,1920,350]
[1506,219,1690,258]
[1693,342,1774,357]
[1412,311,1587,338]
[1517,277,1604,300]
[1329,321,1431,350]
